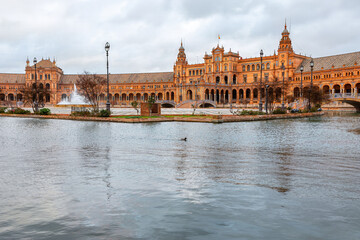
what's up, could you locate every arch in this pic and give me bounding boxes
[323,85,330,95]
[8,94,14,101]
[114,93,120,104]
[39,94,44,103]
[256,64,260,70]
[246,88,251,99]
[252,64,255,71]
[239,89,244,99]
[143,93,149,101]
[136,93,141,101]
[253,88,258,99]
[232,89,237,101]
[225,90,229,103]
[158,92,163,100]
[161,102,175,108]
[39,83,44,89]
[293,87,300,98]
[61,94,67,101]
[187,90,193,100]
[275,87,282,101]
[233,74,237,84]
[333,84,341,93]
[216,76,220,84]
[46,94,50,102]
[129,93,134,101]
[216,90,220,103]
[210,89,215,101]
[242,66,245,72]
[268,87,274,100]
[224,75,228,84]
[166,92,170,100]
[100,93,105,101]
[16,94,23,101]
[344,83,352,94]
[199,102,216,108]
[266,63,270,69]
[121,93,127,101]
[0,94,5,101]
[356,83,360,96]
[32,83,36,89]
[46,83,50,89]
[247,65,250,71]
[220,90,224,103]
[171,92,175,101]
[205,89,210,100]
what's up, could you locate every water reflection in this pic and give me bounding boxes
[0,116,360,239]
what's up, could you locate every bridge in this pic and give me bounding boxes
[332,93,360,112]
[156,100,176,108]
[175,100,217,108]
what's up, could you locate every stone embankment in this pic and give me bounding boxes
[0,112,324,123]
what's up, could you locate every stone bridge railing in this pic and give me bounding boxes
[331,93,360,99]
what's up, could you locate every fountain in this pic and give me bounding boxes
[56,84,90,111]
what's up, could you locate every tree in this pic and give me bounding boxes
[131,101,140,115]
[76,72,106,112]
[303,85,330,110]
[20,84,51,113]
[147,95,156,116]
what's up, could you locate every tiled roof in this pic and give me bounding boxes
[60,72,174,84]
[31,59,56,68]
[295,51,360,73]
[0,73,26,84]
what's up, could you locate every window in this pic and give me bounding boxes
[256,64,260,70]
[242,65,246,72]
[243,75,247,83]
[225,65,227,71]
[208,66,211,72]
[252,65,255,71]
[40,75,42,80]
[189,71,191,76]
[247,65,250,71]
[266,63,270,69]
[253,74,257,82]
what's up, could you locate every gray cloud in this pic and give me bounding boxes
[0,0,360,74]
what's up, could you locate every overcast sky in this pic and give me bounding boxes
[1,0,360,74]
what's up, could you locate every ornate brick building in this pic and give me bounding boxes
[1,24,360,109]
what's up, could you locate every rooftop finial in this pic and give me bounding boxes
[285,18,287,29]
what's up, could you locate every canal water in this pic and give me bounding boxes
[0,114,359,239]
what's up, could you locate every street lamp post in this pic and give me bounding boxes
[309,59,314,110]
[300,64,304,99]
[265,84,269,114]
[105,42,110,112]
[33,57,38,113]
[281,63,285,111]
[259,49,263,112]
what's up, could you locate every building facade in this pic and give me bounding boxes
[1,24,360,109]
